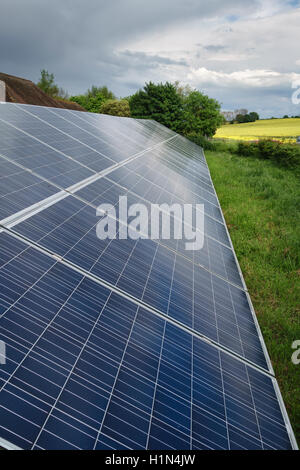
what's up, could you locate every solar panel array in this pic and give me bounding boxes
[0,103,297,450]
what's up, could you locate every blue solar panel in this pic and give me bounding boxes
[2,192,268,369]
[0,157,60,220]
[0,103,297,450]
[0,232,293,450]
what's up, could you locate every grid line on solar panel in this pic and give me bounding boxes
[0,114,110,175]
[0,104,178,183]
[0,122,268,370]
[1,103,178,169]
[3,202,270,372]
[106,158,222,223]
[0,157,61,221]
[29,237,146,449]
[0,103,227,258]
[0,232,295,449]
[0,143,228,256]
[24,105,147,152]
[0,104,133,166]
[0,132,180,232]
[104,167,231,250]
[124,148,218,205]
[0,146,243,293]
[23,104,174,167]
[49,106,176,149]
[0,105,296,449]
[15,104,123,164]
[1,176,244,300]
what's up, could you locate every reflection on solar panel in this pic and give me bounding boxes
[0,103,297,450]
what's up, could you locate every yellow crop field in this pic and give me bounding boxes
[214,118,300,143]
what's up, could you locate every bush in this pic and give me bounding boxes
[236,139,300,168]
[70,94,105,113]
[187,134,237,153]
[70,85,115,113]
[257,140,279,160]
[237,141,259,158]
[186,133,218,151]
[274,144,300,168]
[99,99,131,117]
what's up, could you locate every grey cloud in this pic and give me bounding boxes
[0,0,258,93]
[0,0,298,116]
[202,45,227,52]
[118,50,188,67]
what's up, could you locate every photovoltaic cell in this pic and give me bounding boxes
[0,103,296,450]
[0,232,293,450]
[0,156,60,220]
[8,193,267,368]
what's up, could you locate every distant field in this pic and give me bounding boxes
[215,118,300,143]
[206,150,300,445]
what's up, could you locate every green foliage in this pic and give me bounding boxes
[236,113,250,123]
[70,85,115,113]
[186,133,218,150]
[236,139,300,169]
[129,82,224,138]
[237,141,260,157]
[182,91,224,138]
[174,81,194,98]
[86,85,115,100]
[236,112,259,123]
[37,70,70,101]
[69,93,105,113]
[129,82,184,133]
[249,111,259,122]
[187,134,237,154]
[99,99,131,117]
[37,69,59,97]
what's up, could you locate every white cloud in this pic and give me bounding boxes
[187,68,300,88]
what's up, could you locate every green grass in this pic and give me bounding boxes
[205,150,300,445]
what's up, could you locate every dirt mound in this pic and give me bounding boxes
[0,72,85,111]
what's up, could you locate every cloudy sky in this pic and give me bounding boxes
[1,0,300,117]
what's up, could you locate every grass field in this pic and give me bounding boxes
[215,118,300,143]
[205,150,300,446]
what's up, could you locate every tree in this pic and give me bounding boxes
[70,85,116,113]
[100,99,131,117]
[174,81,194,98]
[86,85,116,100]
[236,112,259,123]
[129,82,184,133]
[182,91,224,137]
[70,94,105,112]
[37,70,59,97]
[236,114,247,123]
[249,111,259,122]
